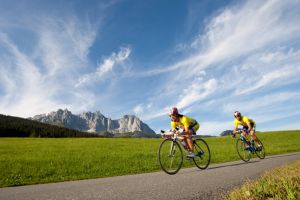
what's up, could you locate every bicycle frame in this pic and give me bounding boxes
[240,133,256,153]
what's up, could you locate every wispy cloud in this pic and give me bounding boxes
[176,78,218,109]
[75,46,131,87]
[0,13,99,117]
[36,16,98,76]
[0,32,59,116]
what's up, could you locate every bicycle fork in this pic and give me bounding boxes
[169,142,176,157]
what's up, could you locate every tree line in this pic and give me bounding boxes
[0,114,105,137]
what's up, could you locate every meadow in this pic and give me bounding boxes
[225,160,300,200]
[1,130,300,187]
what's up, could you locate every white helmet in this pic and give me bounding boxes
[234,111,241,118]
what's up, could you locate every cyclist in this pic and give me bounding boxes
[232,111,261,149]
[168,107,200,157]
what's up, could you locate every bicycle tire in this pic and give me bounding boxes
[193,138,211,169]
[254,139,266,159]
[158,139,183,175]
[236,138,250,162]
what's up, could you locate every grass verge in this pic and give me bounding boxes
[225,160,300,200]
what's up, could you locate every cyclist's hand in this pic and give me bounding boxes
[160,130,165,138]
[231,131,236,138]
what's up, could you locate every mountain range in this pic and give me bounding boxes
[30,109,156,137]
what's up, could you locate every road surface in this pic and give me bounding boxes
[1,152,299,200]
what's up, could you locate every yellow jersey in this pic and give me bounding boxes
[171,115,199,132]
[234,116,256,129]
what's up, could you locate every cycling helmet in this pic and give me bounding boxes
[234,111,241,118]
[169,107,179,116]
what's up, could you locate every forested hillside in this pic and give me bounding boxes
[0,114,106,137]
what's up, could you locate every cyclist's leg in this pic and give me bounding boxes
[249,127,260,146]
[184,132,193,152]
[186,123,199,151]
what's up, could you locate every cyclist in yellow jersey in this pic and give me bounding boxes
[232,111,261,148]
[169,107,200,158]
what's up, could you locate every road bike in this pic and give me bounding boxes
[158,130,211,175]
[233,129,266,162]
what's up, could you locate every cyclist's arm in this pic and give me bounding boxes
[246,122,252,132]
[233,120,239,134]
[170,121,176,131]
[182,126,191,135]
[181,117,193,135]
[233,127,238,133]
[170,121,180,134]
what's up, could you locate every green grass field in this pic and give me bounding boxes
[1,130,300,187]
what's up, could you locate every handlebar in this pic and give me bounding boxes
[160,130,184,140]
[231,129,244,138]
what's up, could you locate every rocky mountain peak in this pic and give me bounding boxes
[31,109,156,137]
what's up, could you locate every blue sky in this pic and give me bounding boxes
[1,0,300,135]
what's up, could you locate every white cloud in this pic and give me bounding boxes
[0,15,99,117]
[0,33,62,116]
[135,0,300,79]
[76,46,131,87]
[133,103,153,116]
[36,17,97,76]
[133,104,143,116]
[195,0,300,64]
[176,78,218,109]
[236,65,300,95]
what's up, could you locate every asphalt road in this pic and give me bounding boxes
[1,152,299,200]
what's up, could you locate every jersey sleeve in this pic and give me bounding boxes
[181,116,190,128]
[170,121,176,130]
[242,116,251,126]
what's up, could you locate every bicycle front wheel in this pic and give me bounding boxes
[158,139,183,175]
[193,138,211,169]
[236,139,250,162]
[254,139,266,159]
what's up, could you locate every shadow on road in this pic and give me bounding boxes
[264,152,300,160]
[207,160,259,170]
[175,152,300,175]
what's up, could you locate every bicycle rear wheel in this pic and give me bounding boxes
[236,139,250,162]
[158,139,183,175]
[193,138,211,169]
[254,139,266,159]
